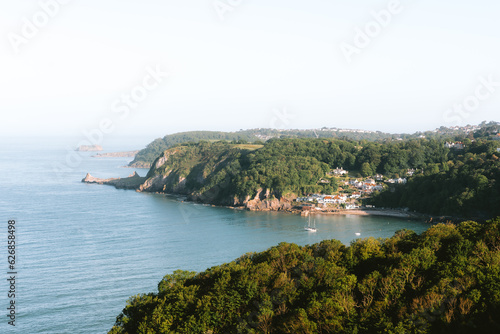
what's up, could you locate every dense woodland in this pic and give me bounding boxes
[128,129,398,168]
[109,219,500,333]
[130,131,258,167]
[370,141,500,218]
[130,123,500,167]
[143,136,500,218]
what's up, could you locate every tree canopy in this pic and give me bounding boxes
[109,218,500,334]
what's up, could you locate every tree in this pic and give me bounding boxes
[361,162,373,177]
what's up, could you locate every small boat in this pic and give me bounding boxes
[355,232,361,236]
[304,216,317,232]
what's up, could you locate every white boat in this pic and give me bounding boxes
[355,232,361,236]
[304,216,317,232]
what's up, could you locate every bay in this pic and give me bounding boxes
[0,137,432,333]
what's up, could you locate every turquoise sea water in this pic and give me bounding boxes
[0,137,433,333]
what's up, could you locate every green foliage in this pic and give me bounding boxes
[138,136,499,215]
[129,131,259,167]
[110,219,500,333]
[371,144,500,218]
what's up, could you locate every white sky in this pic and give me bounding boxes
[1,0,499,137]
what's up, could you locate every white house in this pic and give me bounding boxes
[445,142,465,150]
[323,196,335,203]
[331,167,348,176]
[365,179,376,185]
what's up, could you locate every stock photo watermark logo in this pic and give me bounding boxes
[270,107,295,129]
[7,0,72,54]
[443,74,499,124]
[339,0,405,64]
[213,0,244,21]
[52,65,169,176]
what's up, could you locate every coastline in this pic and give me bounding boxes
[311,208,414,219]
[311,208,429,220]
[81,173,455,223]
[225,205,429,220]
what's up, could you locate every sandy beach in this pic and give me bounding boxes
[306,208,418,219]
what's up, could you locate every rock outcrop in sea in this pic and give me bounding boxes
[82,172,145,190]
[92,150,139,158]
[76,145,103,151]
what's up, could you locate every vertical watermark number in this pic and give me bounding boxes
[7,220,16,326]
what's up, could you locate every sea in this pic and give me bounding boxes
[0,136,433,334]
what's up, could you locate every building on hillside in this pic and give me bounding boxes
[365,179,376,185]
[331,167,348,176]
[445,141,465,150]
[323,196,334,204]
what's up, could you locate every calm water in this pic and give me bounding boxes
[0,137,432,333]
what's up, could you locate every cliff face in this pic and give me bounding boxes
[84,142,300,211]
[137,143,242,203]
[232,188,296,211]
[134,143,297,210]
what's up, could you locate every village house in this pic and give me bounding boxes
[362,183,374,191]
[296,196,315,202]
[322,196,335,204]
[332,195,347,204]
[445,141,465,150]
[365,179,376,185]
[350,179,363,188]
[330,167,348,176]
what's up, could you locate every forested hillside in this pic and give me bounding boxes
[109,219,500,333]
[128,123,499,168]
[129,131,258,167]
[371,141,500,218]
[138,139,498,212]
[137,137,500,217]
[128,129,395,168]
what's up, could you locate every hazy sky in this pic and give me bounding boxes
[1,0,499,138]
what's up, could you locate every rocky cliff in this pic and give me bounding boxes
[83,142,299,211]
